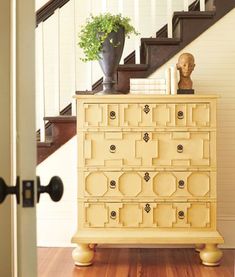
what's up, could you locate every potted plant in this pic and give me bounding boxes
[78,13,139,94]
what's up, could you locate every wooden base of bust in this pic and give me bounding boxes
[177,89,194,94]
[72,244,95,266]
[199,244,223,266]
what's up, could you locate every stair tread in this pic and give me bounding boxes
[118,64,148,71]
[37,140,53,147]
[173,11,215,19]
[141,37,181,45]
[44,115,76,122]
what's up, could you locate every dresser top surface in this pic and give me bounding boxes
[74,94,218,101]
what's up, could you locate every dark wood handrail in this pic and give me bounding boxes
[36,0,71,26]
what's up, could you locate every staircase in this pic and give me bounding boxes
[36,0,235,164]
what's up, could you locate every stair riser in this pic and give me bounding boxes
[37,121,76,164]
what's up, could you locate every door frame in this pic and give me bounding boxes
[0,1,37,276]
[0,0,14,276]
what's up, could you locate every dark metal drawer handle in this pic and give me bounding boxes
[144,203,151,213]
[110,211,116,219]
[110,180,116,189]
[144,105,150,114]
[110,145,116,153]
[177,111,184,119]
[143,133,150,142]
[144,172,150,182]
[178,211,185,219]
[110,111,116,120]
[178,180,185,189]
[177,144,183,153]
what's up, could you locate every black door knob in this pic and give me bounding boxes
[0,177,20,204]
[37,176,63,203]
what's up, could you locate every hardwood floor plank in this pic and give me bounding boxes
[38,247,234,277]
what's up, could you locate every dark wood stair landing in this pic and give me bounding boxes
[37,116,76,164]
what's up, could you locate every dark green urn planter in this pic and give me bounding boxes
[98,27,125,94]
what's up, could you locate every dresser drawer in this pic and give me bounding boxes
[79,202,214,229]
[79,103,212,128]
[79,171,216,200]
[80,131,215,168]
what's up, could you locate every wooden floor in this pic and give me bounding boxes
[38,247,234,277]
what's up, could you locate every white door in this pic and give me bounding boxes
[0,0,37,276]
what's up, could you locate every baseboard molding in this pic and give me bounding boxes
[218,215,235,221]
[218,218,235,248]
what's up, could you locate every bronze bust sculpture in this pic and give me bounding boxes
[176,53,195,94]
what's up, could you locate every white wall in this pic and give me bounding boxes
[36,137,77,246]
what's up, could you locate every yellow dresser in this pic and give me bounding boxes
[72,94,224,266]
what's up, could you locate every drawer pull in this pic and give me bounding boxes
[144,203,151,213]
[178,211,185,219]
[109,145,116,153]
[110,211,116,219]
[144,172,150,182]
[143,133,150,142]
[144,105,150,114]
[110,180,116,189]
[177,144,184,153]
[177,111,184,119]
[178,180,185,189]
[110,111,116,120]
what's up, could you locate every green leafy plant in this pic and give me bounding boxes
[78,13,139,62]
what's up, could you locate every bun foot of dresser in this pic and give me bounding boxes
[72,243,95,266]
[199,244,223,266]
[195,244,205,252]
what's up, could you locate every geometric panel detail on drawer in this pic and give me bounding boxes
[84,203,108,227]
[187,172,210,197]
[153,203,177,227]
[187,203,211,228]
[81,103,211,128]
[82,131,212,168]
[119,204,142,227]
[154,203,211,229]
[190,104,210,127]
[83,132,144,167]
[84,104,104,127]
[85,172,108,196]
[150,132,211,167]
[82,202,212,229]
[82,171,214,200]
[153,172,177,197]
[119,172,142,197]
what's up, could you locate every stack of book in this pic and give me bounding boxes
[129,78,167,94]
